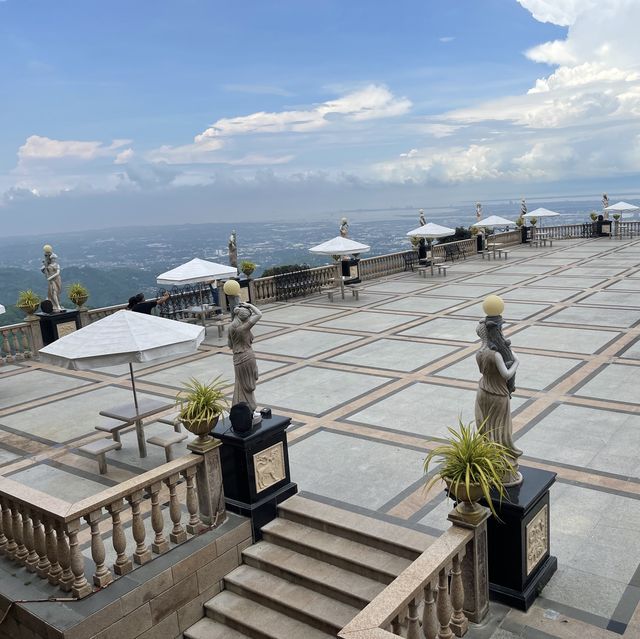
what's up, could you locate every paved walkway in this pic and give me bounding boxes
[1,238,640,638]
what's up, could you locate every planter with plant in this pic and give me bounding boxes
[409,235,420,249]
[424,419,514,523]
[240,260,256,278]
[67,282,89,309]
[515,216,524,227]
[16,290,41,316]
[176,376,230,442]
[589,212,598,222]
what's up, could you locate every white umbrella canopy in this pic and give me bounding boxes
[40,310,205,408]
[309,236,370,256]
[523,207,560,219]
[604,201,639,217]
[406,223,455,239]
[471,215,516,228]
[0,305,5,315]
[157,258,237,286]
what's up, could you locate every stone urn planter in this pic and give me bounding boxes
[16,290,41,318]
[176,376,229,444]
[68,283,89,309]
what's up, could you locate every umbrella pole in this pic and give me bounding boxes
[429,239,434,276]
[129,362,140,412]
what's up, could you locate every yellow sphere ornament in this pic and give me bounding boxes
[482,294,505,317]
[43,244,53,254]
[223,279,241,296]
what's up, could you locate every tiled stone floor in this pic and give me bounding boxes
[2,237,640,638]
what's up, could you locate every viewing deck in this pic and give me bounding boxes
[0,235,639,638]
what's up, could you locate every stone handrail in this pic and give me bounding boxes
[0,444,224,599]
[252,264,338,303]
[492,229,522,246]
[359,251,416,280]
[0,320,35,363]
[339,512,489,639]
[431,238,476,260]
[533,223,594,239]
[87,303,127,322]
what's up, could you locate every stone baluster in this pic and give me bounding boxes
[1,332,11,364]
[390,617,402,635]
[437,567,454,639]
[45,518,62,584]
[2,499,16,558]
[164,474,187,543]
[449,554,468,636]
[423,582,438,639]
[0,500,7,554]
[150,482,169,554]
[127,490,152,565]
[11,329,23,360]
[33,513,50,578]
[84,510,113,587]
[12,502,28,564]
[22,507,38,572]
[55,521,73,592]
[67,519,92,598]
[182,466,203,535]
[106,499,132,576]
[406,598,421,639]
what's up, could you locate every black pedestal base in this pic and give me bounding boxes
[226,482,298,541]
[36,309,80,345]
[483,466,557,611]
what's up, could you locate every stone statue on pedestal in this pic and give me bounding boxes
[228,302,263,411]
[602,193,609,220]
[419,209,426,226]
[41,244,63,312]
[228,230,238,270]
[520,198,527,217]
[474,296,522,486]
[339,217,349,238]
[475,202,482,221]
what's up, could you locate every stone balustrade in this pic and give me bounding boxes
[431,239,476,260]
[339,510,489,639]
[492,229,522,246]
[252,264,338,303]
[359,251,416,280]
[86,303,127,323]
[0,444,225,599]
[0,320,35,363]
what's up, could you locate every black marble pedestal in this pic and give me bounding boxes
[212,413,297,540]
[483,466,557,610]
[36,309,81,345]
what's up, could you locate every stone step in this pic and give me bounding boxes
[261,518,411,583]
[224,564,359,635]
[184,618,251,639]
[242,541,384,609]
[278,494,434,560]
[205,590,334,639]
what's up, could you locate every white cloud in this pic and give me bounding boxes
[439,36,455,43]
[516,0,594,26]
[18,135,131,162]
[114,148,135,164]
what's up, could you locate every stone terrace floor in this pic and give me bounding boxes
[2,237,640,638]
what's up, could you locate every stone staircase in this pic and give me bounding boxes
[184,495,436,638]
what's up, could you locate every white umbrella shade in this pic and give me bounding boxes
[157,258,237,286]
[40,310,205,408]
[523,208,560,218]
[0,305,5,315]
[406,223,455,239]
[472,215,516,228]
[309,236,370,256]
[604,201,639,216]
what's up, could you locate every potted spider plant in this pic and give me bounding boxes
[240,260,256,278]
[424,419,514,522]
[175,376,230,442]
[16,290,41,317]
[67,282,89,309]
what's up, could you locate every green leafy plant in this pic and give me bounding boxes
[240,260,256,277]
[613,213,621,221]
[67,282,89,308]
[409,235,421,247]
[470,225,479,236]
[529,216,538,226]
[16,290,41,315]
[515,216,524,227]
[589,212,598,221]
[423,419,514,519]
[176,376,230,425]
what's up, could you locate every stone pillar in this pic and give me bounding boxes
[78,308,90,327]
[448,506,490,624]
[25,316,43,355]
[187,438,226,528]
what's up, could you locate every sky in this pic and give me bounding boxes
[1,0,639,234]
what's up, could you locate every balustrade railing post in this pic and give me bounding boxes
[85,510,113,587]
[106,499,133,576]
[182,466,204,534]
[127,490,152,564]
[164,475,187,544]
[33,513,50,578]
[67,519,92,598]
[423,582,438,639]
[449,554,469,636]
[0,501,7,555]
[437,567,454,639]
[12,502,28,564]
[55,521,73,592]
[45,518,62,584]
[187,439,226,528]
[26,316,43,355]
[23,507,38,572]
[406,598,421,639]
[150,482,169,554]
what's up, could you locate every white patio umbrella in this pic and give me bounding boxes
[0,305,5,315]
[523,207,560,229]
[471,215,516,229]
[310,236,370,298]
[604,201,639,218]
[40,310,204,411]
[157,258,237,286]
[406,223,455,275]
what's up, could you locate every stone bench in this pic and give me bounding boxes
[417,266,430,278]
[147,432,188,462]
[95,418,131,443]
[345,285,362,300]
[437,265,449,276]
[480,251,492,260]
[496,249,509,259]
[78,439,122,475]
[320,285,338,301]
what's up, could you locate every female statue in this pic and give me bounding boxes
[228,230,238,269]
[339,217,349,238]
[227,302,262,411]
[475,317,522,485]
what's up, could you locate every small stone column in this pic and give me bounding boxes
[78,308,90,327]
[26,316,43,354]
[187,438,226,528]
[448,506,490,624]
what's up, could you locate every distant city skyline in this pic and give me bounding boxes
[1,0,639,234]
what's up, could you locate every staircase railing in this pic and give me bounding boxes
[339,509,489,639]
[0,445,224,599]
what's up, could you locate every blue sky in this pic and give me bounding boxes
[1,0,638,233]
